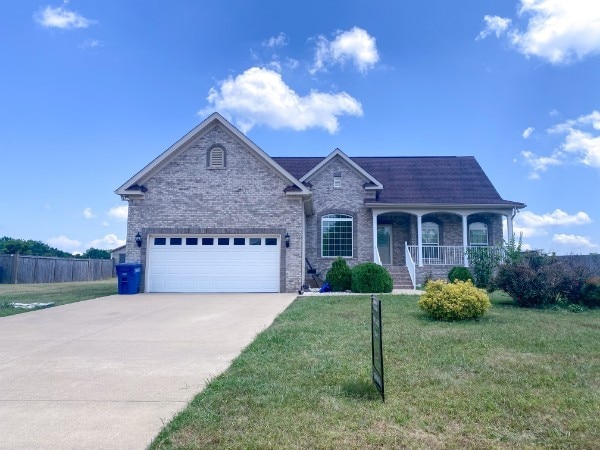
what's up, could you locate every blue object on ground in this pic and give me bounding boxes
[319,282,331,293]
[116,263,142,295]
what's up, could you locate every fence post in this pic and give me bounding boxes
[12,253,20,284]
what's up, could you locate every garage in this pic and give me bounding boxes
[146,235,281,293]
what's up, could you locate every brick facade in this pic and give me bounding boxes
[303,154,374,279]
[124,124,305,292]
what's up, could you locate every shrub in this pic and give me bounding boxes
[325,257,352,292]
[351,263,393,293]
[581,277,600,308]
[467,246,501,289]
[418,279,491,321]
[448,266,474,283]
[495,251,591,308]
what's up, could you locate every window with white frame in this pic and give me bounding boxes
[422,222,439,245]
[469,222,488,246]
[322,214,353,257]
[208,146,225,168]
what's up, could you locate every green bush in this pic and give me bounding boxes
[448,266,474,283]
[418,279,491,321]
[325,257,352,292]
[496,251,591,308]
[350,263,393,293]
[581,277,600,308]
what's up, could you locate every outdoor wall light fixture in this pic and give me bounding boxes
[135,232,142,248]
[285,232,290,248]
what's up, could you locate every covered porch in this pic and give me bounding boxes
[371,207,518,288]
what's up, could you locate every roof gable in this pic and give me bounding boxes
[115,113,309,197]
[298,148,383,189]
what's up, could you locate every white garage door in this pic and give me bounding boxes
[147,235,280,293]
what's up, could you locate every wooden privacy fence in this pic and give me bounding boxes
[0,254,115,284]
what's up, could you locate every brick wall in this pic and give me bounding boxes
[304,155,374,278]
[124,123,304,292]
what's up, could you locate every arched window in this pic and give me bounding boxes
[321,214,353,257]
[208,146,225,168]
[469,222,488,246]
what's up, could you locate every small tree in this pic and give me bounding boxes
[467,246,501,289]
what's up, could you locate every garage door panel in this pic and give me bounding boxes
[147,235,280,293]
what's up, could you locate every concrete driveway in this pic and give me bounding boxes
[0,293,296,450]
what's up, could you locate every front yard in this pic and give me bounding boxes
[152,292,599,449]
[0,279,117,317]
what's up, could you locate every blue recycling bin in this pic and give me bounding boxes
[116,263,142,295]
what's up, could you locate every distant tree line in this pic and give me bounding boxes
[0,236,111,259]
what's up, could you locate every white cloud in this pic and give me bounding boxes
[311,27,379,74]
[83,207,96,219]
[478,1,600,64]
[476,15,512,40]
[263,33,287,48]
[88,234,125,250]
[521,150,562,178]
[522,110,600,177]
[101,221,110,227]
[522,126,534,139]
[200,67,363,134]
[46,235,82,252]
[108,205,128,220]
[550,110,600,168]
[78,39,103,49]
[514,209,592,237]
[34,6,95,29]
[553,234,598,249]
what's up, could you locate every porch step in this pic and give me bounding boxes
[385,265,414,290]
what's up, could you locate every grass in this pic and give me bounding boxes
[0,278,117,317]
[151,292,600,449]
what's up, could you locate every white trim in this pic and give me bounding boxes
[116,112,310,196]
[299,148,383,189]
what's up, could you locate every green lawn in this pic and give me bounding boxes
[0,279,117,317]
[151,292,599,449]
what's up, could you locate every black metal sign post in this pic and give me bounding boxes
[371,294,385,402]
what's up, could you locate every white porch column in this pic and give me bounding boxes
[372,210,380,264]
[507,212,514,241]
[462,214,469,267]
[417,214,423,267]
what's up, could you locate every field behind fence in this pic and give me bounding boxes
[0,254,115,284]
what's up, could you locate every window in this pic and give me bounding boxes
[154,237,166,245]
[322,214,353,257]
[202,238,214,245]
[208,146,225,168]
[265,238,277,246]
[333,172,342,188]
[234,237,245,246]
[469,222,488,246]
[422,222,439,261]
[170,238,182,245]
[186,238,198,245]
[218,237,230,245]
[249,238,261,245]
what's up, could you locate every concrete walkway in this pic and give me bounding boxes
[0,293,296,450]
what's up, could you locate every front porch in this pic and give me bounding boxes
[372,209,516,288]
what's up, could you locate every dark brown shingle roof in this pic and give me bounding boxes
[273,156,523,207]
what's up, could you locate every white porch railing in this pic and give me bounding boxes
[405,242,416,288]
[407,245,505,266]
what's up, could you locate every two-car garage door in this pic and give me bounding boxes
[147,235,280,293]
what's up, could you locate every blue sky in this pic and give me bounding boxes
[1,0,599,255]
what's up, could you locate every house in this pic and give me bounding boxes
[116,112,525,293]
[110,245,126,263]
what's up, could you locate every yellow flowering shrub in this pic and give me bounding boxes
[418,279,491,321]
